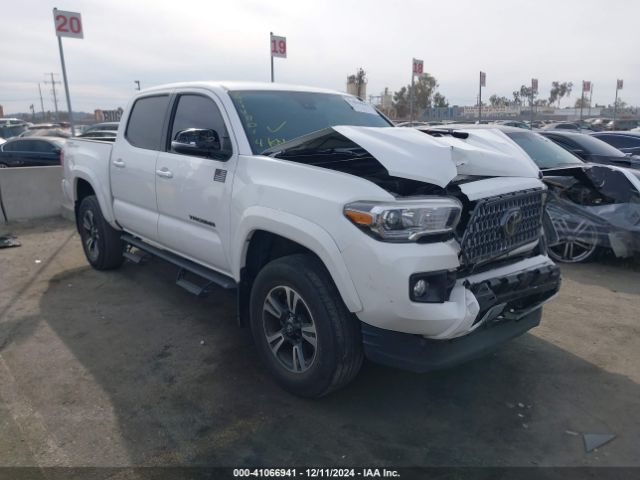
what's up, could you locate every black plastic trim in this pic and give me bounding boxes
[122,234,236,289]
[361,308,542,373]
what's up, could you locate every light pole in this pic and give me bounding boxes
[478,71,486,123]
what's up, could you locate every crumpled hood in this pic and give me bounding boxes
[333,126,540,188]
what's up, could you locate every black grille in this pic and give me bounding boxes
[460,189,544,265]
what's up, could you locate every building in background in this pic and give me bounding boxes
[346,68,367,99]
[371,87,395,118]
[94,108,124,122]
[0,105,4,118]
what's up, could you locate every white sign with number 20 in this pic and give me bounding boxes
[54,9,84,39]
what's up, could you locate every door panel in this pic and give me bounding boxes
[156,91,235,272]
[110,94,171,241]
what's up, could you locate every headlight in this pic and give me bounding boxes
[344,197,462,242]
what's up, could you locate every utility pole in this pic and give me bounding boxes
[134,80,141,91]
[478,71,486,123]
[588,84,593,117]
[38,83,46,120]
[531,78,538,129]
[579,89,584,124]
[44,73,61,121]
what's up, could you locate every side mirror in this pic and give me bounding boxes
[171,128,231,160]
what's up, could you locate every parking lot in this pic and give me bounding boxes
[1,217,640,468]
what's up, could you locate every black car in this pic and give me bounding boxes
[591,131,640,156]
[0,137,65,167]
[540,122,582,131]
[540,130,640,170]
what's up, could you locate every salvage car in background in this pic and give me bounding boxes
[420,125,640,263]
[540,130,640,171]
[591,131,640,156]
[0,137,65,167]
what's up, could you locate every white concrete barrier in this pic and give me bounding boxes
[0,166,64,222]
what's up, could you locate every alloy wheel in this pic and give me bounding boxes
[81,209,100,262]
[262,285,318,373]
[548,218,598,263]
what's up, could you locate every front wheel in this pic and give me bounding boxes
[78,195,125,270]
[249,254,363,397]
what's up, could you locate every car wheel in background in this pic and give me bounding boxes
[548,218,600,263]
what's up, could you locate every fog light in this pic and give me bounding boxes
[413,279,428,297]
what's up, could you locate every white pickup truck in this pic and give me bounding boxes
[62,82,560,397]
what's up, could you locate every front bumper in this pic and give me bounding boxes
[346,236,560,338]
[359,260,560,372]
[361,307,542,373]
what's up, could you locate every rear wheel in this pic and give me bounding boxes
[249,254,363,397]
[78,195,125,270]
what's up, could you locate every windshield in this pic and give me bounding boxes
[229,90,391,154]
[572,134,627,157]
[505,131,584,169]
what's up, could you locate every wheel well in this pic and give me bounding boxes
[76,179,95,204]
[74,179,95,231]
[237,231,318,326]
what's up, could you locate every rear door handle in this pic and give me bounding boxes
[156,168,173,179]
[113,158,126,168]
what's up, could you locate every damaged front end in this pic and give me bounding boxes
[268,126,560,339]
[543,165,640,261]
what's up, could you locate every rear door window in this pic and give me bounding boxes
[2,140,25,152]
[31,140,57,153]
[125,95,170,150]
[601,136,639,149]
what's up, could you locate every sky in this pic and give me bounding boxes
[1,0,639,114]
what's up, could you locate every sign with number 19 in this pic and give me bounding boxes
[271,35,287,58]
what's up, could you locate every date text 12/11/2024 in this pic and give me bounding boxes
[233,468,401,478]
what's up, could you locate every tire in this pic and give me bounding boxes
[249,254,363,397]
[77,195,125,270]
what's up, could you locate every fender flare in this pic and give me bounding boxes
[70,167,118,228]
[231,206,363,313]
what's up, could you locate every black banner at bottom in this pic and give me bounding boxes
[0,467,639,480]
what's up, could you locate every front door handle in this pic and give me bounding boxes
[113,158,126,168]
[156,168,173,179]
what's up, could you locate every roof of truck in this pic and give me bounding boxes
[139,81,345,96]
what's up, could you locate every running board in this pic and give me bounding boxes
[121,234,237,294]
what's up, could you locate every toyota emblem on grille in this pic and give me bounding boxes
[501,208,524,237]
